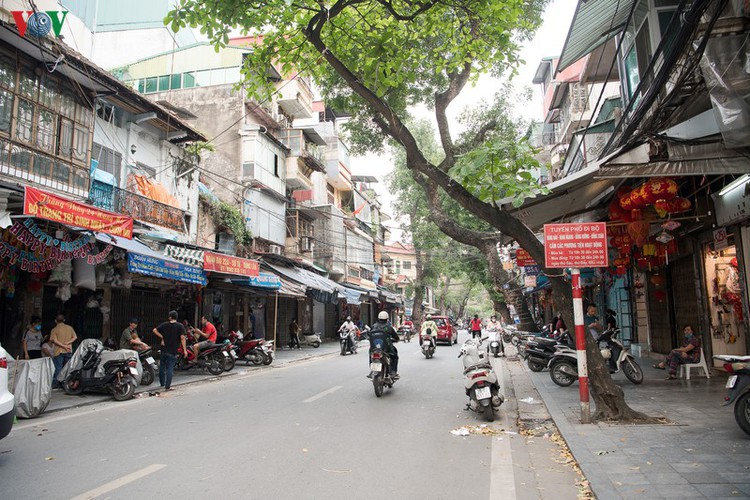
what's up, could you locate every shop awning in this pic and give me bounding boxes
[96,233,207,285]
[379,288,404,305]
[336,285,365,305]
[231,272,282,291]
[164,245,204,267]
[265,262,340,303]
[498,165,619,233]
[557,0,635,73]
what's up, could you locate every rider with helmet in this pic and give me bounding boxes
[421,314,439,350]
[369,311,400,379]
[338,315,357,352]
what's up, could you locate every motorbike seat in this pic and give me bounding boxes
[102,358,130,370]
[463,362,493,375]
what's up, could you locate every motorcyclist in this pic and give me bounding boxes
[403,317,414,329]
[369,311,400,379]
[338,316,357,352]
[486,315,504,355]
[421,314,438,350]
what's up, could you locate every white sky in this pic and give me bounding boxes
[352,0,578,242]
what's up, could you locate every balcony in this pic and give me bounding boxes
[276,78,314,119]
[0,143,89,198]
[241,161,286,198]
[89,180,187,232]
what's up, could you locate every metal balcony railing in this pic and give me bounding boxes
[89,180,187,233]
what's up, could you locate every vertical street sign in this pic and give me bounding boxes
[544,222,608,424]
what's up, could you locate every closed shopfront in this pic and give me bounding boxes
[110,288,171,346]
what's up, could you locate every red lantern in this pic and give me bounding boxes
[608,199,624,221]
[627,220,650,247]
[614,266,627,275]
[655,199,671,218]
[667,197,691,214]
[641,177,678,205]
[653,290,667,302]
[619,190,636,211]
[609,234,633,248]
[630,185,649,209]
[650,274,666,287]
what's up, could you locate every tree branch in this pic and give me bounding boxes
[374,0,442,21]
[435,61,472,168]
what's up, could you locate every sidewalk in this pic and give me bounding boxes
[40,340,342,415]
[523,356,750,499]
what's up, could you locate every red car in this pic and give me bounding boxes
[433,316,458,345]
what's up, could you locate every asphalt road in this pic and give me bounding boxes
[0,331,574,499]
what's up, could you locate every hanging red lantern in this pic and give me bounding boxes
[609,234,633,248]
[630,185,649,209]
[615,266,627,275]
[608,199,625,221]
[655,199,671,218]
[619,190,636,211]
[653,290,667,302]
[613,256,630,267]
[650,274,666,287]
[641,177,679,205]
[667,197,691,214]
[627,220,650,247]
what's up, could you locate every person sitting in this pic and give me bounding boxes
[421,314,438,350]
[653,324,701,380]
[191,315,217,362]
[338,316,356,351]
[369,311,399,378]
[485,315,503,355]
[120,318,148,351]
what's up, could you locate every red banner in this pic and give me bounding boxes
[203,251,260,277]
[544,223,608,268]
[23,187,133,239]
[515,248,536,267]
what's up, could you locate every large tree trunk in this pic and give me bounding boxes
[479,239,535,330]
[494,299,512,324]
[457,292,470,320]
[412,243,426,327]
[505,284,536,331]
[437,276,451,314]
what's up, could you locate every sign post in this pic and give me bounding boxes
[544,222,608,424]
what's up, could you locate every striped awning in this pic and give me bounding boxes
[164,245,204,267]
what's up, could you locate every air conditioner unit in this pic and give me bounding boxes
[299,236,313,253]
[269,244,283,255]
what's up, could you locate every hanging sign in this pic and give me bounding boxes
[713,227,729,251]
[516,248,536,267]
[203,251,260,277]
[86,245,113,265]
[502,261,514,270]
[24,186,133,239]
[128,253,207,285]
[544,223,608,268]
[524,275,537,288]
[524,265,541,276]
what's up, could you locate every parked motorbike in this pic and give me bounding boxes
[548,328,643,386]
[714,354,750,437]
[176,338,225,375]
[221,340,236,371]
[421,334,436,359]
[339,328,358,355]
[398,325,413,342]
[368,331,398,397]
[230,331,274,366]
[295,332,322,348]
[521,331,574,372]
[458,337,504,421]
[61,339,138,401]
[138,348,158,386]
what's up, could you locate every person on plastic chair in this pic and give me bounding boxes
[653,325,701,380]
[369,311,400,379]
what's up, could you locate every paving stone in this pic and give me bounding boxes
[720,472,750,483]
[643,472,689,485]
[693,483,748,497]
[652,483,705,498]
[670,461,712,473]
[608,472,650,485]
[686,471,731,484]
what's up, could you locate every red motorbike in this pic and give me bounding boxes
[176,334,225,375]
[228,331,274,366]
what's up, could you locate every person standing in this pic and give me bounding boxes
[584,304,603,339]
[22,315,44,360]
[289,318,301,349]
[153,310,187,391]
[50,314,77,387]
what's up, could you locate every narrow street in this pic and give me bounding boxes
[0,333,581,499]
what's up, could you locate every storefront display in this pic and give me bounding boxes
[705,241,747,364]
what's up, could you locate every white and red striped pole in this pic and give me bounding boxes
[571,268,590,423]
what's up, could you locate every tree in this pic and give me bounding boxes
[169,0,649,422]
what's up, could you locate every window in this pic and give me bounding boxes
[0,54,15,90]
[145,77,157,93]
[158,75,170,92]
[402,260,412,270]
[72,124,89,163]
[195,70,211,87]
[92,143,123,180]
[36,109,55,153]
[135,162,155,178]
[0,90,13,134]
[273,154,279,177]
[58,118,73,159]
[137,80,145,93]
[395,261,401,274]
[15,99,34,144]
[170,73,182,90]
[183,72,195,88]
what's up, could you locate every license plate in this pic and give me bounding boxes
[727,375,738,389]
[423,340,431,346]
[129,367,138,376]
[475,386,491,399]
[370,363,382,372]
[222,351,229,357]
[145,357,155,365]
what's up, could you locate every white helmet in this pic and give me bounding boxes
[378,311,389,321]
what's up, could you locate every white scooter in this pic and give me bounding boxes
[458,337,504,421]
[298,332,322,348]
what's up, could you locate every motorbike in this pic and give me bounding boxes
[458,337,504,421]
[713,354,750,437]
[339,328,358,355]
[421,334,436,359]
[229,331,274,366]
[294,332,321,348]
[368,330,398,397]
[548,328,643,386]
[520,331,575,372]
[220,340,237,371]
[61,339,138,401]
[176,337,225,375]
[398,325,413,342]
[138,347,158,386]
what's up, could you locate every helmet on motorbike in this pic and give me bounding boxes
[378,311,389,321]
[425,314,432,320]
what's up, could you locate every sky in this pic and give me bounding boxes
[353,0,578,242]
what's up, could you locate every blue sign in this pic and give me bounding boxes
[524,265,541,276]
[245,272,282,290]
[128,253,207,285]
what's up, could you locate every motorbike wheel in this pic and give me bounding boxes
[141,365,155,386]
[262,352,273,365]
[550,361,576,387]
[734,392,750,437]
[207,354,224,375]
[62,373,84,395]
[483,404,496,422]
[112,376,136,401]
[222,354,235,372]
[622,357,644,384]
[511,336,520,347]
[373,374,384,397]
[340,342,346,356]
[177,357,191,370]
[312,341,321,348]
[527,358,546,372]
